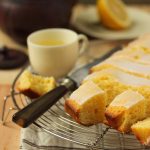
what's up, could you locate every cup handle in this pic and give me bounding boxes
[78,34,88,56]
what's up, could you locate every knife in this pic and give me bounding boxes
[12,45,122,128]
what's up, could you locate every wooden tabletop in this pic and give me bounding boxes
[0,3,150,150]
[0,31,22,150]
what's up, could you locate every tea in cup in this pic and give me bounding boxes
[27,28,88,78]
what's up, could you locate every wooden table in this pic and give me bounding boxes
[0,4,150,150]
[0,31,24,150]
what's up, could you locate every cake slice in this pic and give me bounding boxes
[112,47,150,65]
[90,57,150,79]
[131,118,150,146]
[128,34,150,50]
[83,68,150,106]
[17,70,56,98]
[105,90,146,133]
[65,81,107,126]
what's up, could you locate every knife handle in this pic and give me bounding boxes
[12,78,77,128]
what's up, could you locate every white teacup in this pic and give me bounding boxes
[27,28,88,78]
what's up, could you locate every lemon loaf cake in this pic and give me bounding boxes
[131,118,150,146]
[17,70,56,98]
[83,68,150,107]
[90,57,150,79]
[128,34,150,49]
[65,81,107,126]
[112,47,150,65]
[105,90,146,133]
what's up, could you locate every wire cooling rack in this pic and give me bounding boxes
[9,65,150,150]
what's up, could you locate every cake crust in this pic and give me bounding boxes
[65,99,93,126]
[17,70,56,98]
[131,118,150,146]
[17,85,40,99]
[105,106,126,130]
[65,81,106,126]
[105,90,146,133]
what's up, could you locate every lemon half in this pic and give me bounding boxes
[97,0,131,30]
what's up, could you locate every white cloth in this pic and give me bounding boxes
[20,124,86,150]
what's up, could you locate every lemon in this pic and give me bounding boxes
[97,0,131,30]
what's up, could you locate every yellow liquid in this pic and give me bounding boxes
[37,40,65,46]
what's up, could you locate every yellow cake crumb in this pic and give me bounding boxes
[105,90,146,133]
[65,81,107,125]
[17,70,56,98]
[90,57,150,79]
[83,68,150,116]
[131,118,150,146]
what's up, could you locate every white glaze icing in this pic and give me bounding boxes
[84,68,150,86]
[110,90,144,108]
[70,81,105,105]
[113,48,150,64]
[103,57,150,76]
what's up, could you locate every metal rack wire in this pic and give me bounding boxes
[4,65,150,149]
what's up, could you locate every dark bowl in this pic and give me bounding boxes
[0,0,78,45]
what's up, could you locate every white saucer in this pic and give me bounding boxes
[71,6,150,40]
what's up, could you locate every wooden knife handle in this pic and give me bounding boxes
[12,78,77,128]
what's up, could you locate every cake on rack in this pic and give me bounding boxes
[65,34,150,145]
[131,118,150,146]
[105,90,146,133]
[128,34,150,49]
[65,81,106,125]
[83,68,150,106]
[90,57,150,79]
[112,47,150,65]
[17,70,56,98]
[66,67,150,126]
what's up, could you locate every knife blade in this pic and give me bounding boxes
[12,45,122,128]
